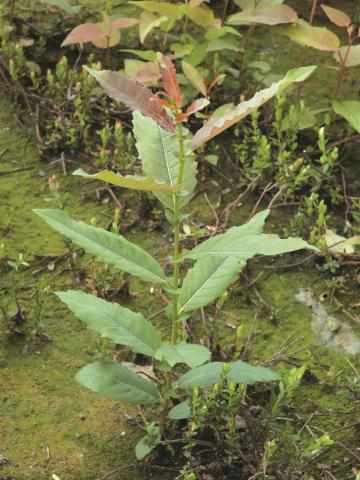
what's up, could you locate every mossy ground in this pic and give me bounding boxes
[1,1,360,479]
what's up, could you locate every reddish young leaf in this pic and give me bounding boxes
[186,98,210,116]
[208,73,226,93]
[176,112,188,122]
[62,23,105,46]
[228,5,298,26]
[110,17,139,30]
[321,5,351,28]
[135,65,162,85]
[161,56,182,108]
[85,67,175,132]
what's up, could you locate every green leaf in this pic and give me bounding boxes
[334,45,360,67]
[182,5,214,26]
[206,37,242,53]
[121,49,158,61]
[190,66,317,150]
[75,362,160,404]
[168,400,191,420]
[188,232,315,258]
[177,362,224,389]
[333,100,360,133]
[73,169,180,192]
[135,425,161,459]
[178,360,279,389]
[132,112,197,211]
[155,341,211,368]
[182,61,207,96]
[130,1,184,19]
[179,211,270,312]
[324,229,360,254]
[33,209,167,284]
[56,291,161,357]
[39,0,81,14]
[284,23,340,52]
[179,256,246,313]
[227,360,280,383]
[138,11,168,44]
[228,5,298,26]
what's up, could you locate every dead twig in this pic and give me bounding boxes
[221,174,260,231]
[248,182,276,219]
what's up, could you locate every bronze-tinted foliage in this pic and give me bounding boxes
[161,56,182,109]
[320,4,351,28]
[85,67,175,132]
[61,17,138,48]
[190,66,316,151]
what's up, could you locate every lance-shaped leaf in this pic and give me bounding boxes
[177,360,279,389]
[56,291,161,357]
[333,100,360,133]
[179,211,269,311]
[186,98,210,116]
[161,56,182,108]
[76,362,160,404]
[179,256,246,313]
[33,209,167,284]
[155,341,211,368]
[85,67,175,132]
[334,45,360,67]
[182,61,207,97]
[228,5,298,26]
[139,11,168,44]
[190,66,316,150]
[284,23,340,52]
[73,168,180,192]
[187,232,316,259]
[320,5,351,28]
[132,112,197,211]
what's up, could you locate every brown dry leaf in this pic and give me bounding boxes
[85,67,175,132]
[18,38,34,47]
[190,66,316,150]
[186,98,210,115]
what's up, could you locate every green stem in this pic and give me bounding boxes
[170,122,186,345]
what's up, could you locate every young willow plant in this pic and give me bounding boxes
[34,57,317,460]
